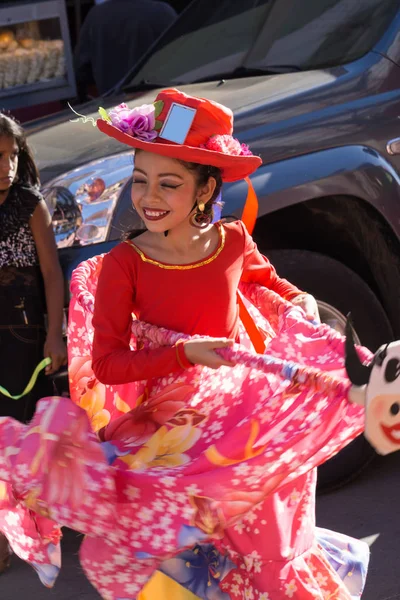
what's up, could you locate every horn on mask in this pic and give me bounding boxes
[345,315,372,386]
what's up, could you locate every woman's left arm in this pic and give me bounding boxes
[30,200,67,374]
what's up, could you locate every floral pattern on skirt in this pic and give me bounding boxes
[0,256,372,599]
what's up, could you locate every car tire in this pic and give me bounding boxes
[263,249,393,493]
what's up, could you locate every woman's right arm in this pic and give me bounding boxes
[91,251,192,384]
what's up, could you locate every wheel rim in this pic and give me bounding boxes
[317,300,361,344]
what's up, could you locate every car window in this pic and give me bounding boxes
[127,0,272,87]
[126,0,398,87]
[247,0,398,71]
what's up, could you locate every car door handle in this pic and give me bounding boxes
[387,137,400,155]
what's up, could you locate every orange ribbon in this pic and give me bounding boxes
[237,177,265,353]
[237,293,266,354]
[241,176,259,235]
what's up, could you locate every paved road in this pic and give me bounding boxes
[2,452,400,599]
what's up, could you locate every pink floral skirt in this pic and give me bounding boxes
[0,257,371,599]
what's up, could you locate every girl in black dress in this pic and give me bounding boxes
[0,114,66,572]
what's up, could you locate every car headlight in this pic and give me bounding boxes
[42,152,133,248]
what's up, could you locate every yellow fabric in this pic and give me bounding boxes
[138,571,200,600]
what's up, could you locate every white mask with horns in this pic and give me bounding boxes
[346,320,400,455]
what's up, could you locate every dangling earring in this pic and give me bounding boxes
[190,201,211,228]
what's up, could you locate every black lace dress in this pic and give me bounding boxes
[0,184,52,421]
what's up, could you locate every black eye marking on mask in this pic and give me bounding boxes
[390,403,400,416]
[384,358,400,383]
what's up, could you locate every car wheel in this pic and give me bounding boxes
[264,249,393,493]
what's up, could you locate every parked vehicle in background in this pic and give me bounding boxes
[25,0,400,489]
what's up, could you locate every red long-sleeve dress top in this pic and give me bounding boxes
[92,220,302,384]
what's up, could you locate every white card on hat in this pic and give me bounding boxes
[159,103,197,145]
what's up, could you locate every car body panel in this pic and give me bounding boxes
[222,145,400,236]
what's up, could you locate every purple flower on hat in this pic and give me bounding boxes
[108,103,158,142]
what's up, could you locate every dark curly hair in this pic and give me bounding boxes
[0,113,40,187]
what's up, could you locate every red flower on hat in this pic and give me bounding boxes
[202,134,253,157]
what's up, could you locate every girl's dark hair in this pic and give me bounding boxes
[178,160,223,221]
[0,113,40,187]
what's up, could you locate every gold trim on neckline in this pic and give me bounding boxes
[125,223,225,270]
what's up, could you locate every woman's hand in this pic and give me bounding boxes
[292,293,321,323]
[184,338,236,369]
[44,334,67,374]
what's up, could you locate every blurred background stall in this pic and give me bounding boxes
[0,0,183,122]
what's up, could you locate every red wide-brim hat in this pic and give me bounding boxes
[96,88,262,183]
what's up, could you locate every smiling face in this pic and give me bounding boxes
[131,151,215,234]
[365,341,400,455]
[0,135,18,193]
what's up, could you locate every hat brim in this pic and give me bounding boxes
[97,120,262,182]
